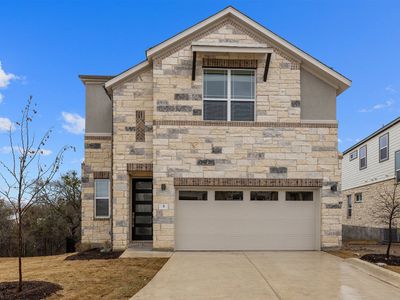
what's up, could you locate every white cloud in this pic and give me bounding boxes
[0,117,15,133]
[0,61,18,88]
[385,85,397,94]
[0,61,20,103]
[62,112,85,135]
[359,99,394,113]
[338,138,342,143]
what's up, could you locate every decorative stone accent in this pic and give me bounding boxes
[174,178,323,187]
[197,159,215,166]
[85,143,101,149]
[270,167,288,174]
[291,100,300,107]
[174,93,189,100]
[212,146,222,154]
[203,58,257,69]
[192,94,202,101]
[129,147,145,155]
[125,126,136,132]
[136,110,145,142]
[193,109,202,116]
[154,120,338,128]
[157,105,192,112]
[326,203,342,209]
[84,135,111,141]
[93,171,110,179]
[248,152,265,159]
[127,163,153,172]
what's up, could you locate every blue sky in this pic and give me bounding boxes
[0,0,399,178]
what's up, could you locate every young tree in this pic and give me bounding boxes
[372,181,400,260]
[0,97,73,292]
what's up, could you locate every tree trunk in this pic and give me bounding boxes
[386,217,393,261]
[17,210,22,292]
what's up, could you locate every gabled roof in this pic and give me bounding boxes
[103,6,351,93]
[343,117,400,155]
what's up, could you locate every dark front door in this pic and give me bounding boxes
[132,179,153,240]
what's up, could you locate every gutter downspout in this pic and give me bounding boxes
[104,85,114,250]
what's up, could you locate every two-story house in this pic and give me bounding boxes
[342,117,400,242]
[79,6,351,251]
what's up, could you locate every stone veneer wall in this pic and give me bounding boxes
[112,68,154,249]
[97,15,343,250]
[342,178,398,228]
[152,123,341,249]
[81,136,112,246]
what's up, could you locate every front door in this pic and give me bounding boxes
[132,179,153,240]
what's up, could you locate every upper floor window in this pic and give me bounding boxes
[396,150,400,182]
[349,150,358,161]
[355,193,363,203]
[203,69,255,121]
[359,145,367,170]
[379,133,389,162]
[95,179,110,218]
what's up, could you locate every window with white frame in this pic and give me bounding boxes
[349,150,358,161]
[203,69,255,121]
[396,150,400,182]
[379,133,389,162]
[95,179,110,218]
[355,193,363,203]
[359,145,367,170]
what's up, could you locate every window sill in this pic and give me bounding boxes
[93,217,110,220]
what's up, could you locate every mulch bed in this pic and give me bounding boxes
[0,281,62,300]
[361,254,400,266]
[65,248,123,261]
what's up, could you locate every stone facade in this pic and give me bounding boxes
[81,12,346,250]
[342,178,397,228]
[81,136,112,246]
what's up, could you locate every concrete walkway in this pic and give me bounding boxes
[132,251,400,300]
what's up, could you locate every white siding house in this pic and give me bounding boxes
[342,119,400,190]
[341,117,400,242]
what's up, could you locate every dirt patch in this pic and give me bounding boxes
[361,254,400,266]
[0,281,62,300]
[0,255,168,299]
[65,248,123,260]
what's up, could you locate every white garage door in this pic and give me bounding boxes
[176,189,319,250]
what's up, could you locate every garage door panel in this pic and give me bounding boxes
[176,190,318,250]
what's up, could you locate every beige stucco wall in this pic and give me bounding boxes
[85,83,112,134]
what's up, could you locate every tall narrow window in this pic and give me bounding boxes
[379,133,389,162]
[95,179,110,218]
[396,151,400,182]
[359,145,367,170]
[347,195,352,218]
[203,69,255,121]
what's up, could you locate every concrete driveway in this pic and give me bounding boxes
[132,251,400,300]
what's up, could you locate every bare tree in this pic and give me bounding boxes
[372,181,400,260]
[0,97,73,292]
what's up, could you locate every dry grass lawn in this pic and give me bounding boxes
[0,254,168,299]
[326,241,400,274]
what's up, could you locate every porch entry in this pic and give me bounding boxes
[132,179,153,241]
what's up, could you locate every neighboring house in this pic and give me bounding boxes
[342,117,400,241]
[79,6,351,251]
